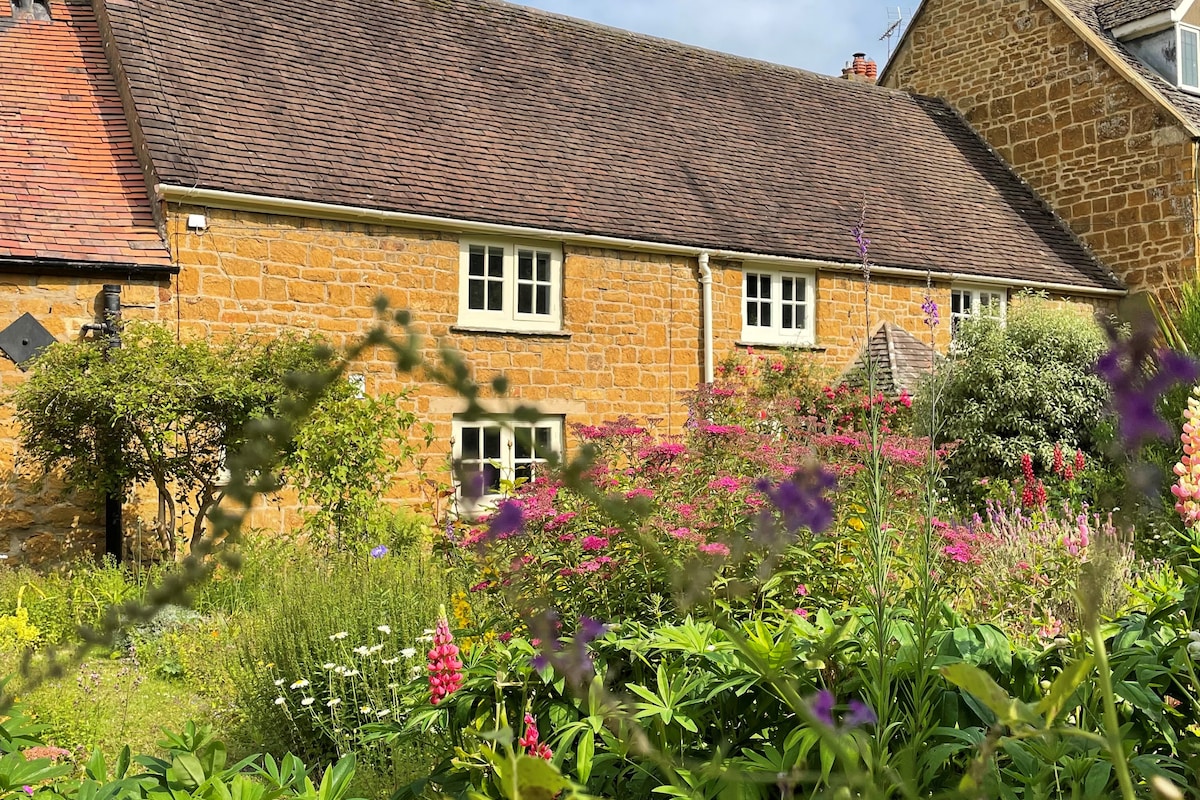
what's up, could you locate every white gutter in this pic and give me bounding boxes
[155,184,1126,298]
[698,252,714,384]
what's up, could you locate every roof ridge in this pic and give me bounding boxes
[498,0,912,96]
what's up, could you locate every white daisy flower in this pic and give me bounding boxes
[410,666,423,679]
[368,644,384,654]
[377,625,391,635]
[301,697,315,707]
[352,646,371,656]
[344,669,360,677]
[360,706,372,714]
[290,679,309,689]
[376,709,391,717]
[415,635,434,643]
[274,697,286,706]
[330,631,349,641]
[327,698,342,708]
[381,657,399,665]
[323,663,336,670]
[387,682,399,690]
[401,647,417,658]
[274,678,286,686]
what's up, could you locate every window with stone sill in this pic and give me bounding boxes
[457,239,563,332]
[950,285,1006,339]
[741,267,816,346]
[451,415,563,502]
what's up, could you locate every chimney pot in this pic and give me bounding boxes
[865,59,878,79]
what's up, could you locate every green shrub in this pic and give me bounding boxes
[923,296,1112,504]
[229,541,456,774]
[289,393,433,554]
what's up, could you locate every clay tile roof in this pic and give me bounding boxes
[100,0,1119,291]
[1062,0,1200,129]
[841,323,941,396]
[0,0,169,267]
[1095,0,1179,30]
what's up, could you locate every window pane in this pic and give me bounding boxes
[745,273,758,299]
[515,463,532,483]
[518,250,532,281]
[461,426,479,458]
[468,278,485,310]
[760,302,771,327]
[488,247,504,277]
[747,299,758,326]
[795,305,806,329]
[758,275,771,298]
[782,305,793,329]
[483,463,500,493]
[514,427,531,460]
[535,426,552,451]
[487,281,503,311]
[484,427,501,459]
[468,246,485,276]
[536,252,550,282]
[1185,29,1199,86]
[782,277,793,301]
[536,285,550,315]
[518,284,533,314]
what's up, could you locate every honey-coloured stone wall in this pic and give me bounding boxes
[0,274,169,564]
[883,0,1198,297]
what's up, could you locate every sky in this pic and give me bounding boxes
[514,0,910,76]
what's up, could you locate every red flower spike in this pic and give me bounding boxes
[1052,444,1064,477]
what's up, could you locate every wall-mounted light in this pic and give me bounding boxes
[186,213,208,231]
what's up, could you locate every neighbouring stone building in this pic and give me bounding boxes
[883,0,1200,297]
[0,0,1123,560]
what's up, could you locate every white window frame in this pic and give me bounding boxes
[451,416,564,502]
[950,285,1007,338]
[740,267,816,346]
[1180,24,1200,91]
[457,239,563,331]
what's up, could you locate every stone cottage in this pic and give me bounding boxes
[0,0,1122,557]
[883,0,1200,297]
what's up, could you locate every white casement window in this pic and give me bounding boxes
[452,416,563,499]
[457,240,562,331]
[1181,25,1200,90]
[950,286,1006,338]
[741,268,816,346]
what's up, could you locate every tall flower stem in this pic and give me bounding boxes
[854,207,895,781]
[1089,616,1136,800]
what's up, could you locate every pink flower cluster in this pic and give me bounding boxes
[1173,388,1200,527]
[518,713,553,760]
[428,611,464,705]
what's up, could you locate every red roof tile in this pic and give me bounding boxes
[0,0,169,266]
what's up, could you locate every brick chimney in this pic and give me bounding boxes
[841,52,878,83]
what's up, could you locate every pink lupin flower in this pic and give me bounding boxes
[518,712,553,761]
[428,606,464,705]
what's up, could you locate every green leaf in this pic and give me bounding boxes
[513,755,572,800]
[575,732,594,785]
[1083,760,1111,796]
[941,663,1038,728]
[169,753,207,789]
[1035,656,1093,725]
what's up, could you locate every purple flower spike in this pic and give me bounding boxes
[369,544,389,558]
[755,464,837,537]
[1095,316,1200,449]
[845,699,877,728]
[810,689,836,726]
[922,296,939,327]
[486,500,525,541]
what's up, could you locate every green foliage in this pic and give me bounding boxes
[924,296,1112,504]
[229,543,455,772]
[0,559,143,649]
[289,393,432,553]
[13,322,338,555]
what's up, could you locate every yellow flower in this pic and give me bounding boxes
[846,517,865,532]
